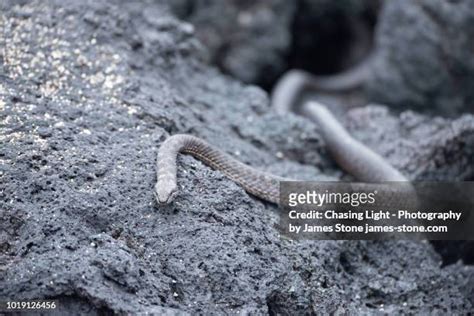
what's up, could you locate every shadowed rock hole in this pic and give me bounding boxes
[431,241,474,266]
[262,1,379,91]
[338,252,356,274]
[174,1,379,91]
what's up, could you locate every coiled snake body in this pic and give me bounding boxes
[155,102,408,205]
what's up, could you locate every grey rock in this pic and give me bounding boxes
[0,0,473,314]
[345,105,474,181]
[344,104,474,267]
[170,0,379,88]
[169,0,296,87]
[368,0,474,115]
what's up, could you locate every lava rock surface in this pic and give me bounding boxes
[1,0,473,314]
[170,0,378,89]
[368,0,474,115]
[169,0,296,88]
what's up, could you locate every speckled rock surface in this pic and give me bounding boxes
[368,0,474,115]
[345,105,474,181]
[1,0,473,314]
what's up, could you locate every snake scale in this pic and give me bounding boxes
[155,101,408,205]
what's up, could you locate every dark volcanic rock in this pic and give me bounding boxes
[432,241,474,265]
[288,0,379,76]
[1,0,473,314]
[170,0,379,89]
[368,0,474,115]
[345,105,474,181]
[344,105,474,267]
[169,0,296,87]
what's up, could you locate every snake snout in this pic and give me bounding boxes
[154,183,178,205]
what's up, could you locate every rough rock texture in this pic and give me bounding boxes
[170,0,379,89]
[344,105,474,267]
[1,1,473,314]
[449,263,474,307]
[368,0,474,115]
[345,105,474,182]
[169,0,296,88]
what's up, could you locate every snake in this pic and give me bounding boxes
[271,55,373,114]
[155,101,408,205]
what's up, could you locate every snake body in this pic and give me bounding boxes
[271,55,373,115]
[155,134,288,204]
[155,102,407,205]
[301,102,407,182]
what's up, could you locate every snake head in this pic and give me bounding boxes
[154,183,178,205]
